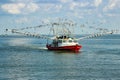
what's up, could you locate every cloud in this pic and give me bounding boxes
[1,3,39,14]
[60,0,73,3]
[15,17,29,23]
[94,0,102,7]
[105,13,120,17]
[55,5,62,12]
[60,0,91,10]
[68,0,102,10]
[103,0,120,11]
[69,2,77,10]
[1,3,25,14]
[35,3,62,13]
[69,1,90,10]
[26,3,39,12]
[10,0,35,3]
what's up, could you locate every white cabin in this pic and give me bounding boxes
[51,35,79,47]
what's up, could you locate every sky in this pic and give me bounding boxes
[0,0,120,35]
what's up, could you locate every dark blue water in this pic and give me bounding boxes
[0,34,120,80]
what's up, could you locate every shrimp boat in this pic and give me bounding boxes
[46,35,82,52]
[6,19,115,52]
[45,20,82,52]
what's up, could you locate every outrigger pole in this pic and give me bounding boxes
[78,30,117,40]
[5,29,51,39]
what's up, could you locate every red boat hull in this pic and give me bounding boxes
[46,44,82,52]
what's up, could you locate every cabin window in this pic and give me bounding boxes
[69,40,72,43]
[58,40,62,43]
[63,40,67,43]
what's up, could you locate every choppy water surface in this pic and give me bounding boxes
[0,35,120,80]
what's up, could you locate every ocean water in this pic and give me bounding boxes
[0,34,120,80]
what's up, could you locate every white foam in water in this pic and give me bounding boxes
[24,44,47,50]
[7,38,47,50]
[8,38,31,46]
[37,47,47,50]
